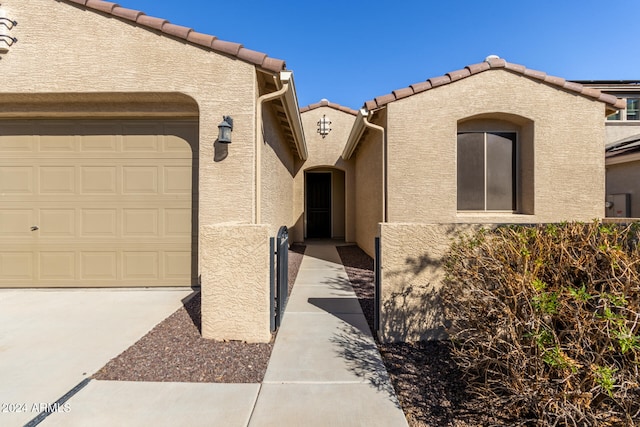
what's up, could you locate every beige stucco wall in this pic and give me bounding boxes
[201,224,271,342]
[385,70,606,224]
[378,223,496,343]
[354,123,384,257]
[606,160,640,217]
[293,106,356,242]
[261,103,296,236]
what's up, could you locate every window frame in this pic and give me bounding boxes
[456,130,518,213]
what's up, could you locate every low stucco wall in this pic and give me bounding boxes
[201,224,271,343]
[378,222,484,343]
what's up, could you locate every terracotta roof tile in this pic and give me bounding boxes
[85,0,116,13]
[393,87,414,100]
[428,75,451,88]
[299,99,357,116]
[364,99,378,111]
[410,81,432,93]
[237,48,267,66]
[186,31,216,49]
[161,22,192,39]
[486,57,507,68]
[504,62,526,74]
[544,75,566,88]
[374,93,397,107]
[136,15,168,31]
[523,68,547,80]
[59,0,286,73]
[447,68,471,82]
[466,62,490,75]
[110,6,143,22]
[211,39,242,56]
[362,56,622,112]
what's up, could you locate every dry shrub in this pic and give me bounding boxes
[442,221,640,426]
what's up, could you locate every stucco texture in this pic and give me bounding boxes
[261,102,296,236]
[201,224,271,343]
[378,223,492,343]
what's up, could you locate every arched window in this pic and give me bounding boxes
[457,115,534,214]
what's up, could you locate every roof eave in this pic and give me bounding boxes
[342,108,370,160]
[278,71,308,161]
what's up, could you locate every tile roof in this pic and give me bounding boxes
[363,56,627,112]
[300,99,358,116]
[59,0,286,73]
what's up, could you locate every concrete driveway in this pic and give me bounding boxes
[0,288,193,427]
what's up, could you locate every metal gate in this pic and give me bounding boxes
[270,226,289,331]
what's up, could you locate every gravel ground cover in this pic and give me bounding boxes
[93,244,305,383]
[336,245,510,427]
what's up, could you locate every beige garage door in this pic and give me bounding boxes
[0,119,197,287]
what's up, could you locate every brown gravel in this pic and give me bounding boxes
[337,245,512,427]
[93,244,305,383]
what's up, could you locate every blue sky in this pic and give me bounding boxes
[116,0,639,110]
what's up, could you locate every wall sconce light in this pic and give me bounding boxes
[317,115,331,138]
[217,116,233,144]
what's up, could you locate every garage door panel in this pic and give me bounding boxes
[0,253,33,280]
[164,166,191,193]
[38,133,76,152]
[122,166,158,194]
[123,209,158,236]
[39,252,75,280]
[79,132,118,152]
[81,166,117,194]
[0,133,34,151]
[164,252,191,279]
[81,252,117,280]
[0,209,34,236]
[39,209,75,237]
[0,119,197,287]
[164,209,191,236]
[39,166,76,194]
[81,209,117,237]
[123,252,158,279]
[0,166,33,193]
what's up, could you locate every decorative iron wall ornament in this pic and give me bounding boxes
[317,115,331,138]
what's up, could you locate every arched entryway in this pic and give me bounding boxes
[305,167,345,239]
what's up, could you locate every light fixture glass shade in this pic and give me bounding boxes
[217,116,233,143]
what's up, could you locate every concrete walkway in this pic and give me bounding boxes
[1,244,407,427]
[249,243,408,426]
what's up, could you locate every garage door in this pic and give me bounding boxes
[0,119,197,287]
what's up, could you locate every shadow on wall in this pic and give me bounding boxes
[380,224,466,342]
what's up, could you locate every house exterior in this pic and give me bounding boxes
[0,0,306,343]
[0,2,627,344]
[576,81,640,218]
[343,57,623,342]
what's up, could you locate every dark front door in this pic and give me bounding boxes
[306,173,331,238]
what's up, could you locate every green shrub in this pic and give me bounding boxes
[442,221,640,426]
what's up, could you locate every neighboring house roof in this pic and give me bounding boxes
[606,134,640,161]
[363,56,626,112]
[300,99,358,116]
[59,0,286,73]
